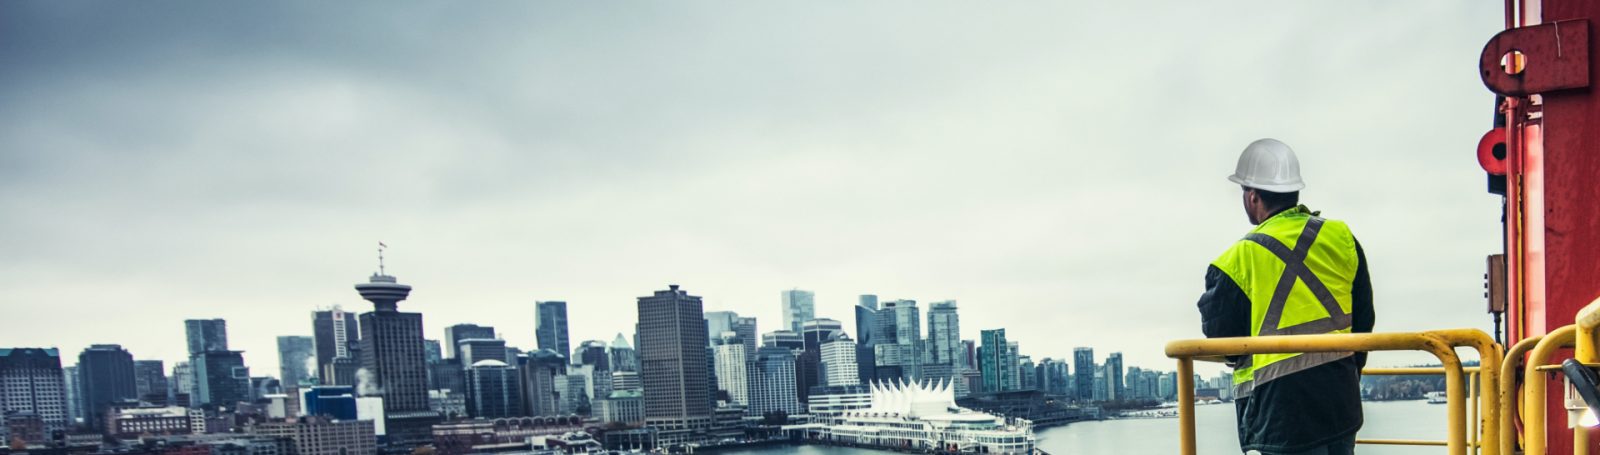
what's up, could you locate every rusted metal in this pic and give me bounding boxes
[1480,20,1590,96]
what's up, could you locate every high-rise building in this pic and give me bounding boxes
[1017,355,1037,391]
[711,333,749,406]
[132,359,168,405]
[312,306,361,388]
[636,285,712,430]
[423,340,442,364]
[169,361,193,406]
[608,334,639,373]
[960,340,978,371]
[192,350,249,407]
[1006,342,1022,390]
[704,312,737,346]
[354,267,438,445]
[820,334,859,387]
[575,341,610,371]
[1106,352,1124,401]
[465,360,522,418]
[62,365,81,424]
[185,319,229,356]
[761,331,803,351]
[78,345,135,429]
[611,371,641,393]
[925,301,960,368]
[0,348,68,437]
[800,319,843,352]
[521,350,565,416]
[747,347,800,416]
[458,339,508,368]
[276,336,315,388]
[875,300,921,380]
[854,298,879,386]
[977,329,1014,393]
[780,289,815,333]
[536,301,571,360]
[1073,348,1095,401]
[797,318,841,404]
[443,324,496,360]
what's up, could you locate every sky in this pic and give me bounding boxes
[0,1,1506,380]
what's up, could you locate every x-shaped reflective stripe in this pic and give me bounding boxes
[1242,217,1353,336]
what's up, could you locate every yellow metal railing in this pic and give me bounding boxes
[1163,330,1503,455]
[1359,366,1482,452]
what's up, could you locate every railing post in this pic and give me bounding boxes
[1178,357,1196,455]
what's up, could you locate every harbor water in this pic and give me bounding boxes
[714,400,1449,454]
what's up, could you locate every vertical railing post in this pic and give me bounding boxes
[1178,357,1196,455]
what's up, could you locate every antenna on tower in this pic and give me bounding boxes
[377,241,388,275]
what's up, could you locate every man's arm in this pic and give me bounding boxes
[1198,264,1250,339]
[1352,239,1375,368]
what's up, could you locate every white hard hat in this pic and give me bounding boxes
[1227,138,1305,192]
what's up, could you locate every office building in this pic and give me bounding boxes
[611,370,641,392]
[636,285,712,430]
[747,347,800,416]
[761,331,803,351]
[874,300,921,380]
[0,348,68,437]
[1073,348,1095,401]
[443,324,496,360]
[250,417,377,455]
[1106,352,1124,401]
[185,319,229,356]
[820,334,860,386]
[457,339,508,368]
[522,349,565,417]
[106,406,190,437]
[77,344,136,429]
[978,329,1013,393]
[536,301,571,360]
[428,389,466,420]
[311,306,360,386]
[780,289,815,333]
[276,337,315,388]
[608,334,638,373]
[465,360,521,418]
[192,351,249,407]
[354,267,439,445]
[925,301,960,367]
[1017,356,1037,391]
[299,385,358,420]
[133,359,169,405]
[711,333,749,406]
[62,365,81,424]
[595,390,643,425]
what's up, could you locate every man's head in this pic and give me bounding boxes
[1241,187,1299,225]
[1228,138,1305,225]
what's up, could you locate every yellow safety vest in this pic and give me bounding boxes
[1212,205,1359,397]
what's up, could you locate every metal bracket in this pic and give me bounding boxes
[1480,20,1591,96]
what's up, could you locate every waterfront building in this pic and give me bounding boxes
[1106,352,1124,401]
[978,330,1013,393]
[1017,356,1037,391]
[821,333,860,386]
[276,337,315,388]
[747,346,800,416]
[536,301,571,360]
[250,417,376,455]
[806,384,871,422]
[0,348,68,437]
[805,379,1035,454]
[594,390,643,425]
[636,285,713,429]
[430,416,584,455]
[465,360,521,418]
[1073,347,1095,401]
[711,333,749,406]
[781,289,816,333]
[185,319,229,356]
[78,344,136,429]
[353,267,440,445]
[608,333,639,373]
[442,324,495,360]
[311,306,360,386]
[958,369,983,398]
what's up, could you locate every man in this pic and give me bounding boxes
[1197,138,1375,455]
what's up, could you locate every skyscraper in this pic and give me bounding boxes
[443,324,496,360]
[354,266,438,445]
[536,301,571,360]
[800,319,843,352]
[77,344,136,429]
[978,329,1013,393]
[853,297,878,386]
[761,331,803,351]
[1074,347,1095,401]
[132,359,168,404]
[925,301,960,367]
[62,365,81,424]
[711,333,749,406]
[1106,352,1124,401]
[0,348,68,437]
[608,334,639,373]
[636,285,712,430]
[312,306,360,387]
[464,360,522,418]
[192,350,249,407]
[457,339,508,368]
[185,319,229,356]
[780,289,815,333]
[874,300,921,380]
[820,334,860,387]
[521,350,565,416]
[277,336,316,387]
[747,346,800,416]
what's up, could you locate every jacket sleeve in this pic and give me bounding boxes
[1352,239,1375,368]
[1198,264,1250,339]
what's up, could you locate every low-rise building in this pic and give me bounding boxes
[107,406,192,437]
[248,417,376,455]
[593,390,643,425]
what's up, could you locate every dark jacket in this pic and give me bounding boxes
[1197,239,1374,453]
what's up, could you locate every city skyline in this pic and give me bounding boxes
[0,2,1504,386]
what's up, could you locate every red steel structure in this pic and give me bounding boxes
[1484,1,1600,454]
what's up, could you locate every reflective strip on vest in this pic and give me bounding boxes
[1214,209,1358,398]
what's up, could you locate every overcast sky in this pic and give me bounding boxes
[0,1,1505,379]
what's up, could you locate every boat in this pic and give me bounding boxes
[1424,391,1446,405]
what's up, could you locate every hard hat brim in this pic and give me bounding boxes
[1228,174,1305,193]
